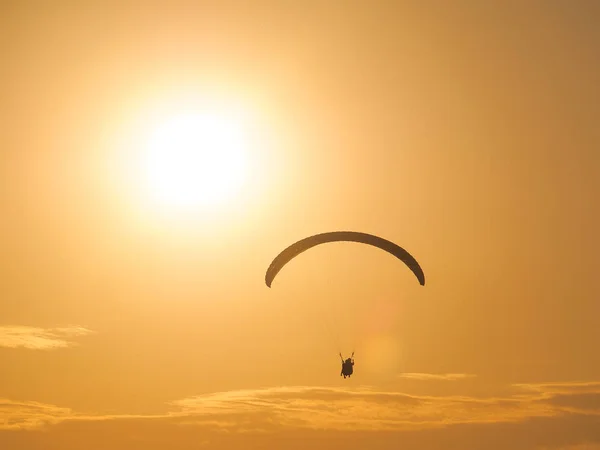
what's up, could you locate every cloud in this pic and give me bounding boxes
[1,379,600,449]
[515,381,600,394]
[168,384,553,432]
[0,326,95,350]
[513,383,600,416]
[0,399,74,430]
[398,373,477,381]
[548,393,600,414]
[1,408,600,450]
[3,380,600,432]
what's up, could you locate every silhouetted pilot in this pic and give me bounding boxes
[340,357,354,378]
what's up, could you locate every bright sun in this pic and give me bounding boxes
[141,112,248,211]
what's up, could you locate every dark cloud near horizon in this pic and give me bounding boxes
[0,411,599,450]
[546,393,600,413]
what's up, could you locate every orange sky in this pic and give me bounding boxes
[1,1,599,449]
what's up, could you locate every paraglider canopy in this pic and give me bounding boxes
[265,231,425,287]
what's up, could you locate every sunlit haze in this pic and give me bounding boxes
[1,1,598,449]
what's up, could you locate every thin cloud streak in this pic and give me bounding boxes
[398,373,477,381]
[515,382,600,394]
[0,399,73,430]
[0,326,95,350]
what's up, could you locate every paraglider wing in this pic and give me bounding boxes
[265,231,425,287]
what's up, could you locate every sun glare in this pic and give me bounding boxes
[142,112,248,211]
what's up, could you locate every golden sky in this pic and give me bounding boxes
[1,1,599,448]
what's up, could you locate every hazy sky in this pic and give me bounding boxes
[1,1,599,449]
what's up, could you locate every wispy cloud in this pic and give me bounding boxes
[0,399,74,430]
[3,380,600,432]
[398,373,477,381]
[2,378,600,450]
[0,326,95,350]
[514,381,600,394]
[168,384,549,431]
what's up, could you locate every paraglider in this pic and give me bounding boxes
[340,352,354,379]
[265,231,425,288]
[264,231,425,379]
